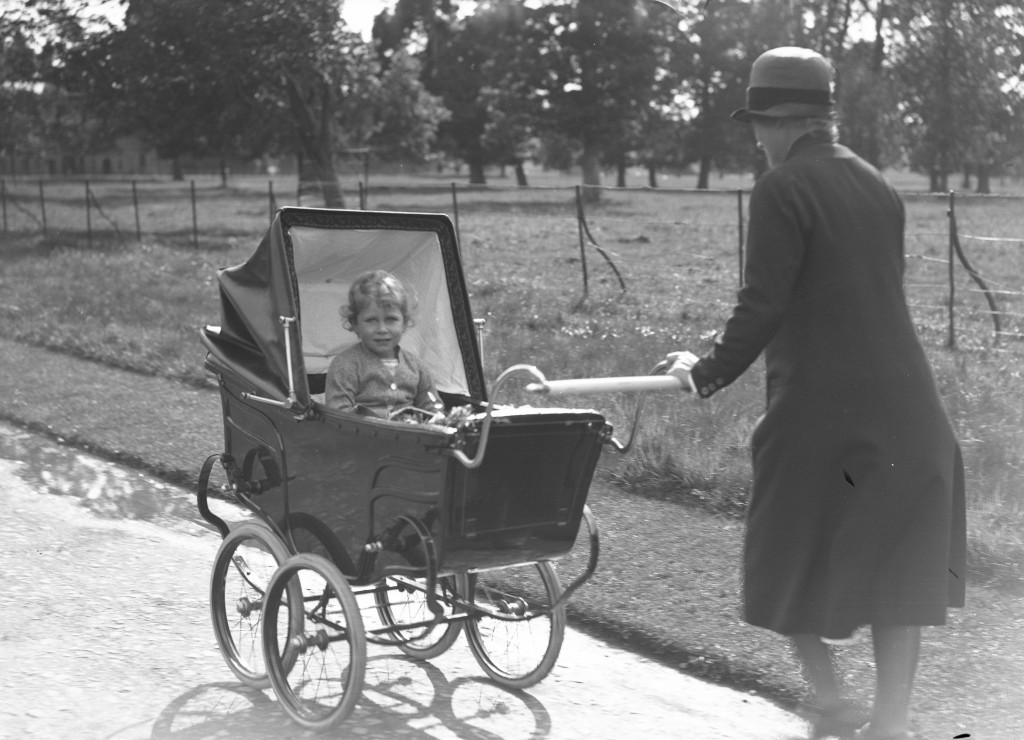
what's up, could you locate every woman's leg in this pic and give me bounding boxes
[868,625,920,736]
[791,634,844,710]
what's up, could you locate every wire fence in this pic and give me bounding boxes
[1,175,1022,349]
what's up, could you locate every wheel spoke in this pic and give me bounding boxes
[210,523,291,689]
[460,562,565,689]
[375,575,462,660]
[263,553,366,731]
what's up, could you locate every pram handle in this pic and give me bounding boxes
[447,362,681,467]
[524,361,682,454]
[525,375,682,395]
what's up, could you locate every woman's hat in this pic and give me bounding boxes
[731,47,834,122]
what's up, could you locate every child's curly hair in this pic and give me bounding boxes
[340,270,417,330]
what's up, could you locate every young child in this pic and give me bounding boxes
[325,270,439,418]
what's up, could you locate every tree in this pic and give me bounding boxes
[0,22,45,174]
[93,0,384,204]
[679,0,764,187]
[834,37,905,169]
[96,0,257,181]
[889,0,1024,192]
[477,1,549,186]
[832,1,904,168]
[530,0,662,199]
[363,49,449,163]
[373,0,493,179]
[419,6,499,184]
[0,0,118,175]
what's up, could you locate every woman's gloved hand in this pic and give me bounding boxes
[665,351,699,392]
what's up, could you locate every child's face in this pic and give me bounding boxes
[353,300,406,358]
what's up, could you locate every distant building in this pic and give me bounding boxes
[2,135,296,179]
[2,135,156,178]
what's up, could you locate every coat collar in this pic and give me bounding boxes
[785,131,850,162]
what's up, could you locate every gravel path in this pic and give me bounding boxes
[2,337,1021,738]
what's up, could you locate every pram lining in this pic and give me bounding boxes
[289,226,470,397]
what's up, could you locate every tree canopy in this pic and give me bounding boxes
[3,0,1023,195]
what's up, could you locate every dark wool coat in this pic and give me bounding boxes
[690,133,966,639]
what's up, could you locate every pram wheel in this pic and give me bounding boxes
[374,575,463,659]
[458,562,566,689]
[262,553,366,731]
[209,522,301,688]
[282,512,357,576]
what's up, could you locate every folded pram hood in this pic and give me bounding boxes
[203,213,310,410]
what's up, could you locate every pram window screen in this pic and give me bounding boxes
[288,226,471,397]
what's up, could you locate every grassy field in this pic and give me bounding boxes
[1,171,1022,587]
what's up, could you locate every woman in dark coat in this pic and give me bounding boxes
[670,48,965,740]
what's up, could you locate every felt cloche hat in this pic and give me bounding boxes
[731,46,834,122]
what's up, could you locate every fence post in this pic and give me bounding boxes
[85,180,92,249]
[451,182,460,246]
[39,181,47,235]
[736,188,745,287]
[358,181,366,210]
[132,181,142,243]
[190,179,198,249]
[575,185,590,300]
[1,179,7,233]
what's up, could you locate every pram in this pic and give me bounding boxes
[196,207,674,730]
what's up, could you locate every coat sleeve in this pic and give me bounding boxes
[690,171,807,398]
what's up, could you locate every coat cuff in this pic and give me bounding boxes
[689,359,727,398]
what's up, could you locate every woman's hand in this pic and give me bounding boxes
[665,351,699,392]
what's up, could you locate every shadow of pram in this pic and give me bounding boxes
[145,656,552,739]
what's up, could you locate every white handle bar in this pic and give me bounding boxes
[526,375,683,395]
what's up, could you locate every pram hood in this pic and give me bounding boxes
[202,208,485,412]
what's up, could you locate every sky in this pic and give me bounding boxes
[343,0,397,40]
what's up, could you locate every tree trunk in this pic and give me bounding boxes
[309,154,345,208]
[647,163,658,188]
[696,153,712,189]
[933,0,955,197]
[616,159,626,188]
[172,156,184,182]
[514,160,528,187]
[976,163,991,194]
[929,167,948,193]
[860,0,888,168]
[219,158,229,188]
[467,155,486,184]
[284,73,345,208]
[580,148,602,203]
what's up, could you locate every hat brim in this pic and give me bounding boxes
[731,102,832,123]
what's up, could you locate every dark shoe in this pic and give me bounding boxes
[805,702,864,739]
[853,724,915,740]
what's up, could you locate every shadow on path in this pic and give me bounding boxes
[113,655,552,739]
